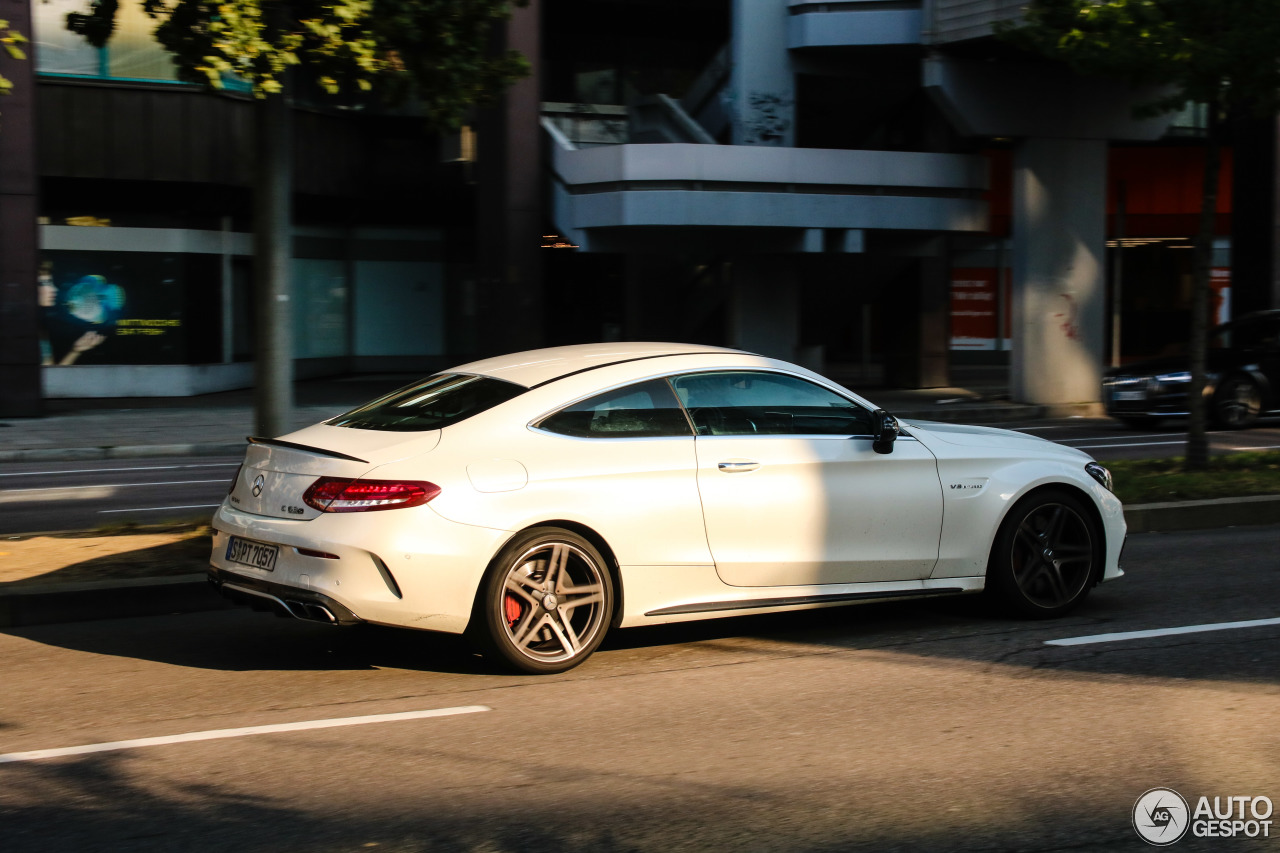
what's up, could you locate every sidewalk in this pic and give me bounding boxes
[0,365,1067,462]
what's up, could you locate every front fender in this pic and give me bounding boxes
[930,458,1125,582]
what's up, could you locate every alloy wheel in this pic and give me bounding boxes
[1216,376,1262,429]
[498,540,609,667]
[1009,502,1095,610]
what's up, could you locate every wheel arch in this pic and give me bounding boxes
[1210,368,1270,427]
[490,519,625,628]
[988,481,1108,588]
[1241,367,1274,409]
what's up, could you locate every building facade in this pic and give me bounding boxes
[0,0,1265,413]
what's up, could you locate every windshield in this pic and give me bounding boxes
[327,374,525,432]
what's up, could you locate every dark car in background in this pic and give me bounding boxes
[1103,310,1280,429]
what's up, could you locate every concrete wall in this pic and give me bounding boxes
[43,363,254,398]
[923,0,1023,44]
[789,2,922,47]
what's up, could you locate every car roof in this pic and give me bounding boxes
[448,342,745,388]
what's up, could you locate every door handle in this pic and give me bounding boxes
[717,460,760,473]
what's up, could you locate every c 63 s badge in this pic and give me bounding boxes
[947,478,988,497]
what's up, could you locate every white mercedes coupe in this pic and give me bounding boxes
[209,343,1125,673]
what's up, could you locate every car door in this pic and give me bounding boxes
[530,377,708,567]
[670,370,943,587]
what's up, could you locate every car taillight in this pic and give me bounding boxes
[302,477,441,513]
[228,464,243,496]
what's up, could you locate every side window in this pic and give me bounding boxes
[670,371,874,437]
[536,379,693,438]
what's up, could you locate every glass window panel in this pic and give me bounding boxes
[538,379,692,439]
[34,0,104,76]
[671,371,873,437]
[293,259,349,359]
[35,0,179,81]
[328,374,525,432]
[108,0,178,81]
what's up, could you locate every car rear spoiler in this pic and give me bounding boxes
[246,436,369,464]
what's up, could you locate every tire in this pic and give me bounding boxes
[470,527,614,674]
[1213,375,1263,430]
[988,490,1102,619]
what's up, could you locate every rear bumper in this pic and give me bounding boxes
[209,501,509,635]
[208,568,363,625]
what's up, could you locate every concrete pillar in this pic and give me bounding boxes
[728,257,798,360]
[0,0,41,416]
[730,0,794,147]
[917,252,950,387]
[880,250,950,389]
[1011,138,1107,406]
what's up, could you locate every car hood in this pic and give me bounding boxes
[1104,354,1188,377]
[903,420,1091,461]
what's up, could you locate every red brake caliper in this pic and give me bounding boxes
[504,593,524,627]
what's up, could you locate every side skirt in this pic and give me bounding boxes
[645,586,966,618]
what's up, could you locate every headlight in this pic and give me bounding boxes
[1085,462,1113,492]
[1155,371,1191,384]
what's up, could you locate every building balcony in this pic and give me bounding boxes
[788,0,923,49]
[546,129,989,253]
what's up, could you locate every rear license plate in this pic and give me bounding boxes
[226,536,280,572]
[1113,390,1146,401]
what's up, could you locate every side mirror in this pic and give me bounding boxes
[871,409,899,455]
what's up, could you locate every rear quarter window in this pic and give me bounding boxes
[327,374,525,431]
[536,379,693,438]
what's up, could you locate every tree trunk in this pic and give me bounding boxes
[1185,101,1222,471]
[252,88,294,438]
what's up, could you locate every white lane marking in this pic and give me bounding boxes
[0,706,492,765]
[0,463,238,478]
[99,504,222,514]
[1061,432,1180,443]
[1046,618,1280,647]
[1013,425,1086,432]
[1067,440,1188,450]
[0,487,116,504]
[1231,444,1280,451]
[0,479,228,493]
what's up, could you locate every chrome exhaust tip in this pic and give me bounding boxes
[284,599,338,624]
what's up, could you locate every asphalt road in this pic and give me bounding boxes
[1,524,1277,852]
[996,416,1280,462]
[0,457,241,534]
[2,419,1279,535]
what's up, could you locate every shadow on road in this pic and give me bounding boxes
[3,526,1278,687]
[0,746,1145,853]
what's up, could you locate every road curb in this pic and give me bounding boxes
[1123,494,1280,534]
[0,574,230,629]
[1,497,1277,629]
